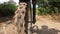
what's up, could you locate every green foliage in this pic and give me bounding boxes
[36,8,40,15]
[0,2,17,16]
[36,0,60,15]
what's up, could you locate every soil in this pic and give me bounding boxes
[0,15,60,34]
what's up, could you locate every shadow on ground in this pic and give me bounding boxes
[0,16,13,23]
[30,25,60,34]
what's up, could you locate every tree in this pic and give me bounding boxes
[8,0,16,4]
[0,1,17,16]
[36,0,60,15]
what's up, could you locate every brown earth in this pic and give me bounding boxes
[33,15,60,34]
[0,15,60,34]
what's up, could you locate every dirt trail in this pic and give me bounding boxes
[33,15,60,34]
[35,15,60,29]
[0,15,60,34]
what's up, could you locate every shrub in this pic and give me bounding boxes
[0,3,17,16]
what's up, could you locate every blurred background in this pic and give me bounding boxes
[0,0,60,16]
[0,0,60,34]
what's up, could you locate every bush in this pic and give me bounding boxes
[0,3,17,16]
